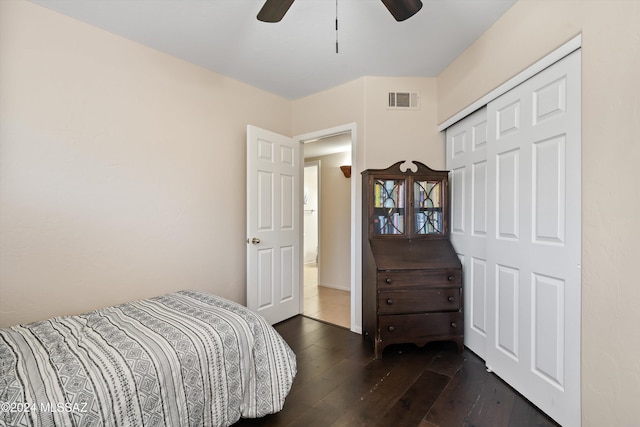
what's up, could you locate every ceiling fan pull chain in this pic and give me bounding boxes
[335,0,339,54]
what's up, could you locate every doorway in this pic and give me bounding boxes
[302,132,352,328]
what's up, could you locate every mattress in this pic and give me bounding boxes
[0,290,296,426]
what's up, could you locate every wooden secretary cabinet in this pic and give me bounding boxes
[362,161,463,358]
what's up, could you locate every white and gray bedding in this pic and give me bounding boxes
[0,290,297,427]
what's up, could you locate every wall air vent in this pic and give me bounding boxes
[388,92,419,110]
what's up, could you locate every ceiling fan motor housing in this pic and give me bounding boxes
[257,0,423,23]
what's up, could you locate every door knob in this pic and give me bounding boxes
[249,237,261,244]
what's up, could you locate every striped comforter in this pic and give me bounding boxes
[0,291,297,427]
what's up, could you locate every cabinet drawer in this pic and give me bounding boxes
[378,312,462,342]
[377,269,461,288]
[377,288,460,314]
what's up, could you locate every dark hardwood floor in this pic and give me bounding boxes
[234,316,560,427]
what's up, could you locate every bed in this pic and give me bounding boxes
[0,290,297,427]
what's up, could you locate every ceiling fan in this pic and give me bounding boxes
[257,0,423,23]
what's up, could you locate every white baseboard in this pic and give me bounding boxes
[318,283,350,292]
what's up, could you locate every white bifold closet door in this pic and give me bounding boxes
[448,107,490,359]
[446,50,581,427]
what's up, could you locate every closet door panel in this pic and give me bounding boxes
[532,272,565,389]
[533,135,566,244]
[446,49,580,427]
[495,264,520,360]
[485,51,581,427]
[471,161,487,236]
[469,257,487,338]
[446,108,488,358]
[451,167,465,234]
[496,149,520,240]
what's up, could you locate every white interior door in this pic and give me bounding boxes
[446,50,581,427]
[485,50,581,427]
[246,125,301,324]
[446,107,489,360]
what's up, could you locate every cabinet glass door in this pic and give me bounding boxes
[414,180,443,234]
[372,179,405,235]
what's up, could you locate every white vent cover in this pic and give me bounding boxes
[388,92,419,110]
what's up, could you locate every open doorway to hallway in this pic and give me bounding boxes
[302,133,351,328]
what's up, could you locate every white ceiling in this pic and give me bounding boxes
[303,132,352,159]
[30,0,517,100]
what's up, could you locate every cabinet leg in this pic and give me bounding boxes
[374,342,384,359]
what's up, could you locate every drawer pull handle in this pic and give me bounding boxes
[386,299,393,305]
[451,322,458,329]
[448,296,455,302]
[385,278,393,284]
[447,275,455,281]
[388,326,395,332]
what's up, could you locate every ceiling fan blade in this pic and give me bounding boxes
[257,0,296,23]
[380,0,423,21]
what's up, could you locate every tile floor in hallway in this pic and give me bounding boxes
[303,263,350,329]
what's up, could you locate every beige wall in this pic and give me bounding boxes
[363,76,441,169]
[303,163,319,264]
[437,1,640,426]
[294,75,440,170]
[306,151,351,291]
[0,0,291,327]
